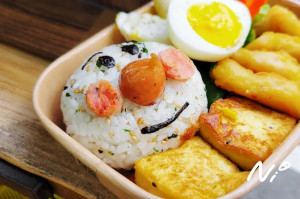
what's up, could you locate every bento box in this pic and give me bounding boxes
[33,1,300,198]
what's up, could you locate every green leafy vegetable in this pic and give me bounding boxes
[194,61,227,108]
[253,4,271,25]
[243,28,256,47]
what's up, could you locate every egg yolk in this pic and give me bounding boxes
[187,2,242,48]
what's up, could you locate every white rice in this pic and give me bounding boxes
[116,12,171,44]
[61,41,207,169]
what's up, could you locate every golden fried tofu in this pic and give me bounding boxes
[231,48,300,82]
[198,97,296,170]
[135,137,249,199]
[246,32,300,62]
[211,58,300,119]
[254,5,300,37]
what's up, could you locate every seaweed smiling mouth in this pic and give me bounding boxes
[141,101,190,134]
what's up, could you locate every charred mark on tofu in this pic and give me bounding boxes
[96,56,115,68]
[121,44,139,55]
[81,52,103,70]
[141,102,189,134]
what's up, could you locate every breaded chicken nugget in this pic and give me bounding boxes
[211,58,300,119]
[231,48,300,82]
[246,32,300,62]
[254,5,300,37]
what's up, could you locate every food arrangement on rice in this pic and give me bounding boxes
[61,41,207,169]
[61,0,300,198]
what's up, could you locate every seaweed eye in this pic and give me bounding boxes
[121,44,139,55]
[97,56,115,68]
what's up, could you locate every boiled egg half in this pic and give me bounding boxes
[167,0,251,61]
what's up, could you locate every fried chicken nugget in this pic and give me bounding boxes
[231,48,300,82]
[246,32,300,62]
[211,59,300,119]
[254,5,300,37]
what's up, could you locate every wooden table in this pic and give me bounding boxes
[0,42,118,199]
[0,0,149,198]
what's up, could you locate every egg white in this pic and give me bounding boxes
[167,0,251,62]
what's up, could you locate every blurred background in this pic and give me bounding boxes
[0,0,149,60]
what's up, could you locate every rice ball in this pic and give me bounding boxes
[61,41,207,169]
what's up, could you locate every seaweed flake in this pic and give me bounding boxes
[121,44,139,55]
[96,56,115,68]
[142,47,148,53]
[64,86,68,90]
[133,41,141,44]
[66,92,71,97]
[121,40,138,44]
[167,134,178,139]
[152,182,157,187]
[81,52,103,70]
[132,41,148,54]
[141,102,189,134]
[226,140,231,145]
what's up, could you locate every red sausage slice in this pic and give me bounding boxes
[86,80,122,117]
[158,48,195,81]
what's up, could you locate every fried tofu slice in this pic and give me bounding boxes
[246,32,300,62]
[198,97,296,170]
[231,48,300,82]
[135,137,249,199]
[254,5,300,37]
[211,58,300,119]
